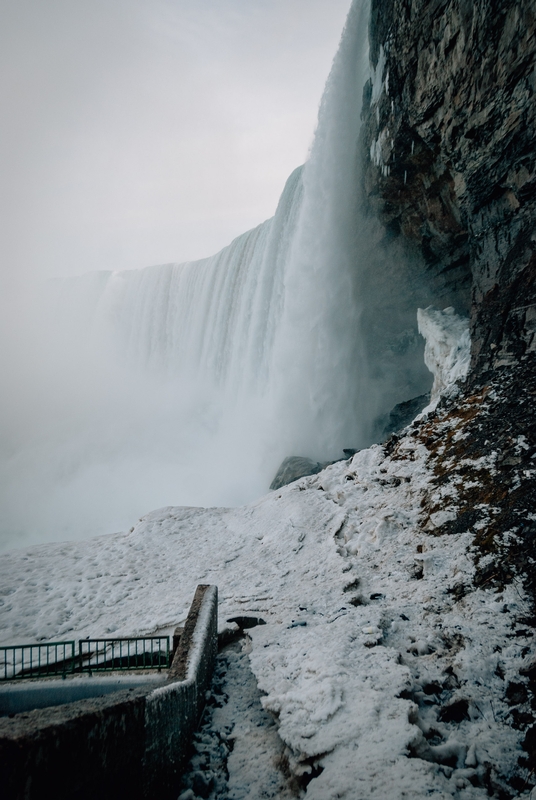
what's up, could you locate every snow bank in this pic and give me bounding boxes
[417,306,471,408]
[0,395,531,797]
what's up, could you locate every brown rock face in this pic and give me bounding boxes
[364,0,536,378]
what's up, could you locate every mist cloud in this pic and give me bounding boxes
[0,0,352,290]
[0,0,354,551]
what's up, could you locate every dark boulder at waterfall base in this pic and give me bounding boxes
[269,457,329,491]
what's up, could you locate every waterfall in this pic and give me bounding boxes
[3,0,424,551]
[73,0,372,455]
[269,0,371,456]
[75,164,304,395]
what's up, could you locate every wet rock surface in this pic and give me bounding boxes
[379,392,431,439]
[360,14,536,788]
[364,0,536,379]
[270,456,331,491]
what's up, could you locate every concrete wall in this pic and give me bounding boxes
[144,584,218,797]
[0,584,218,800]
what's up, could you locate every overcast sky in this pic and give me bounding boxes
[0,0,352,289]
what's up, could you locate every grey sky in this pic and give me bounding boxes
[0,0,352,290]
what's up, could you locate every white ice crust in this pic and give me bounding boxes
[370,44,388,105]
[418,306,471,410]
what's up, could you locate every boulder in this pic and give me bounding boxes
[381,393,430,439]
[269,456,329,491]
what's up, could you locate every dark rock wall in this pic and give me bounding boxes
[364,0,536,378]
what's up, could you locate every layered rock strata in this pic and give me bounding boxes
[364,0,536,378]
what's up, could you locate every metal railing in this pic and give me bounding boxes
[1,641,76,681]
[79,637,170,673]
[1,637,171,681]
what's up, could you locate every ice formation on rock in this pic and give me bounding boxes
[417,306,471,408]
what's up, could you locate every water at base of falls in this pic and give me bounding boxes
[0,0,433,551]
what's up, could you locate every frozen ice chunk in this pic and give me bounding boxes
[417,306,471,410]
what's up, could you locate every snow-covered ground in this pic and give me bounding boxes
[1,422,532,797]
[1,310,534,798]
[179,637,297,800]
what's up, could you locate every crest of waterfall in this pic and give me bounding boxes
[80,164,304,396]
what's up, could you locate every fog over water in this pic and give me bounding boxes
[0,0,433,552]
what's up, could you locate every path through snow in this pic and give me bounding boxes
[179,637,296,800]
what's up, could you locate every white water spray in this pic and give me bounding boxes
[2,0,425,551]
[269,0,371,456]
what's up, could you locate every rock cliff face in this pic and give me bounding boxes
[363,4,536,787]
[364,0,536,379]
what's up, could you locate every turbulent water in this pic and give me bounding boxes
[0,0,432,551]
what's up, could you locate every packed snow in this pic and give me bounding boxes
[1,428,532,797]
[179,638,296,800]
